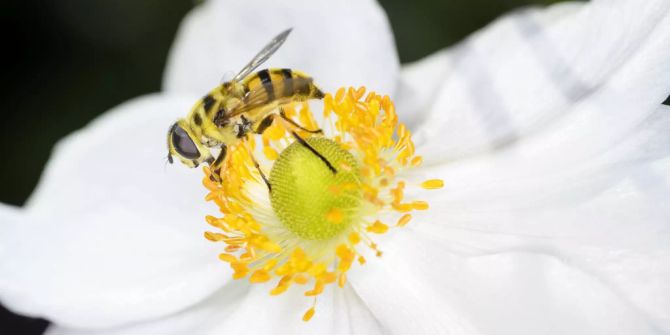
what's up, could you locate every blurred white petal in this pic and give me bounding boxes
[45,283,382,335]
[0,95,230,328]
[352,234,659,335]
[392,105,670,331]
[376,0,670,331]
[398,1,670,161]
[163,0,399,96]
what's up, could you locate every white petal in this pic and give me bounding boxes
[45,282,382,335]
[0,94,230,328]
[351,232,659,335]
[163,0,399,96]
[412,104,670,212]
[398,1,670,161]
[413,162,670,330]
[393,105,670,331]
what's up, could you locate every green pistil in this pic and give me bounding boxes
[270,138,362,240]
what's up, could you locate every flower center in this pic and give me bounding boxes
[201,87,444,321]
[270,138,362,240]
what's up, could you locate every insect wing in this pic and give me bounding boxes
[227,76,313,117]
[233,28,292,82]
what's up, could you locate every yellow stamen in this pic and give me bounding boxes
[218,253,237,263]
[411,201,430,210]
[303,306,316,322]
[201,87,442,321]
[338,273,347,288]
[263,146,279,160]
[348,232,361,245]
[366,220,389,234]
[249,269,271,283]
[421,179,444,189]
[396,214,412,227]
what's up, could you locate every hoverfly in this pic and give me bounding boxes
[167,29,335,189]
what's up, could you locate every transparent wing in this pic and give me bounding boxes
[233,28,292,82]
[227,77,313,117]
[219,70,235,84]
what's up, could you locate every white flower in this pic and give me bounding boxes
[2,0,670,334]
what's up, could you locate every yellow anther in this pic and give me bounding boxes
[300,103,319,130]
[320,272,337,284]
[231,262,249,279]
[204,231,226,242]
[411,201,429,210]
[392,202,414,213]
[283,104,297,118]
[308,263,327,277]
[270,275,293,296]
[396,214,412,227]
[257,240,282,253]
[353,86,367,100]
[366,220,389,234]
[263,259,279,271]
[270,284,289,296]
[348,232,361,245]
[263,146,279,160]
[391,181,405,204]
[397,123,407,141]
[205,215,222,228]
[336,244,353,259]
[335,87,345,102]
[239,249,255,262]
[323,94,333,117]
[381,95,391,111]
[218,253,237,263]
[224,245,240,253]
[336,245,355,272]
[202,87,440,322]
[303,307,316,322]
[204,191,219,202]
[250,269,271,283]
[338,273,347,288]
[265,123,285,141]
[247,135,256,151]
[294,274,310,285]
[305,280,325,296]
[421,179,444,189]
[379,178,389,187]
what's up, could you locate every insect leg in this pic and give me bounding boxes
[236,136,272,192]
[279,109,323,134]
[258,112,335,176]
[290,131,337,174]
[250,155,272,192]
[254,114,276,134]
[208,145,228,182]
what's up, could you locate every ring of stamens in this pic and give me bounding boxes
[202,87,443,321]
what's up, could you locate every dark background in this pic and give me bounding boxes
[0,0,579,333]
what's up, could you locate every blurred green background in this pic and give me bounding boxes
[1,0,565,333]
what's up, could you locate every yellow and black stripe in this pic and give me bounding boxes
[241,68,324,107]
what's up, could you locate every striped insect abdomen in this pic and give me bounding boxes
[243,68,324,106]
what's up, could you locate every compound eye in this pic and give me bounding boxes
[171,125,200,159]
